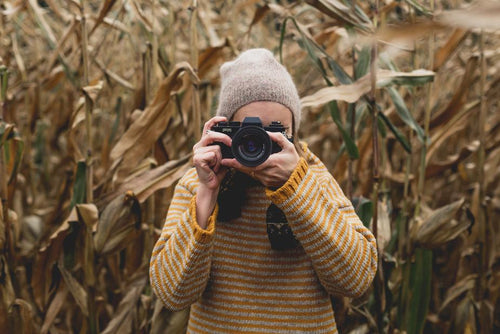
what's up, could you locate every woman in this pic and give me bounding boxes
[150,48,378,333]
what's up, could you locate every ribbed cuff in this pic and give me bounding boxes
[266,157,308,205]
[189,196,217,243]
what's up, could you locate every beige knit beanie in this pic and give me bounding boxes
[216,48,301,130]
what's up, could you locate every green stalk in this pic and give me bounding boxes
[80,5,98,333]
[401,1,435,333]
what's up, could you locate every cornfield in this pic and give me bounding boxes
[0,0,499,333]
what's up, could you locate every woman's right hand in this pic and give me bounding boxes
[192,116,232,228]
[193,116,232,189]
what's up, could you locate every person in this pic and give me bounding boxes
[149,48,378,333]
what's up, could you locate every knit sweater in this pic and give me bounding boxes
[149,147,378,333]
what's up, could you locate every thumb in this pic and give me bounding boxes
[267,131,292,150]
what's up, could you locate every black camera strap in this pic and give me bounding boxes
[217,170,299,250]
[266,203,299,251]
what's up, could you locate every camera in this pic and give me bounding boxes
[211,117,293,167]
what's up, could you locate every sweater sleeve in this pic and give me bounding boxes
[149,174,217,311]
[266,157,378,298]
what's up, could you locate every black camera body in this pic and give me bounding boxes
[211,117,293,167]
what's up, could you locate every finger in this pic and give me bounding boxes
[202,116,228,134]
[220,158,255,175]
[267,131,293,150]
[193,150,217,168]
[194,146,223,167]
[220,158,243,170]
[194,131,232,149]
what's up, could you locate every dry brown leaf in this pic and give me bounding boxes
[439,274,476,314]
[94,191,141,255]
[89,0,118,36]
[247,4,271,35]
[0,254,16,330]
[94,58,136,90]
[426,141,480,178]
[109,62,199,177]
[151,300,189,334]
[413,198,471,249]
[305,0,373,32]
[7,299,35,334]
[101,16,131,35]
[27,0,57,46]
[32,213,74,310]
[197,40,230,79]
[427,100,480,165]
[452,295,477,334]
[58,264,88,317]
[75,203,99,229]
[372,21,446,47]
[101,275,147,334]
[44,18,77,74]
[82,80,104,105]
[97,154,191,208]
[130,0,153,32]
[301,69,434,107]
[434,29,469,71]
[1,2,24,16]
[369,200,391,254]
[11,32,27,81]
[40,283,69,334]
[134,156,192,203]
[41,0,72,22]
[430,56,479,129]
[438,0,500,30]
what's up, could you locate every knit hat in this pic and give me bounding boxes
[216,48,301,130]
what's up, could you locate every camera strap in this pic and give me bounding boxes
[266,203,299,251]
[217,170,299,250]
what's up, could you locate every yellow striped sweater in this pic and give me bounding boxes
[150,147,378,333]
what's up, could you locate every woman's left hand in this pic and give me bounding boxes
[221,132,300,188]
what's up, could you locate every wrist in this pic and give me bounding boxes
[196,185,219,229]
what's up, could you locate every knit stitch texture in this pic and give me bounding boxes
[216,48,301,129]
[150,147,378,333]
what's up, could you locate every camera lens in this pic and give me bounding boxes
[241,136,260,156]
[231,126,272,167]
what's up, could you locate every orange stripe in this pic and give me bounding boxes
[202,296,332,313]
[190,308,336,331]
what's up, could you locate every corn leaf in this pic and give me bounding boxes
[305,0,373,33]
[70,161,87,210]
[329,102,359,159]
[110,62,199,177]
[353,196,373,228]
[386,87,425,143]
[94,191,141,255]
[301,69,434,107]
[414,198,471,249]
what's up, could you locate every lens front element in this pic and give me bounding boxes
[231,126,272,167]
